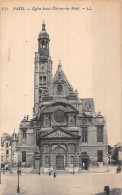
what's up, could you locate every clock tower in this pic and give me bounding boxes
[34,22,52,116]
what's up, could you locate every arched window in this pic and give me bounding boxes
[23,130,26,139]
[97,126,103,142]
[42,40,45,48]
[82,127,87,143]
[22,151,26,162]
[40,41,42,49]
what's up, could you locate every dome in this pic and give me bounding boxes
[38,23,49,40]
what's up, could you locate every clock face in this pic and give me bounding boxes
[40,63,47,72]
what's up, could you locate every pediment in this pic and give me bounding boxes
[40,128,80,139]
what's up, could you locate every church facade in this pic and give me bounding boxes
[17,23,108,173]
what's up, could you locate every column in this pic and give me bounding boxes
[74,144,79,172]
[49,144,53,170]
[41,144,44,172]
[66,144,70,170]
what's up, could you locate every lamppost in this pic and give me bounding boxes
[73,157,74,175]
[39,146,40,175]
[17,162,21,193]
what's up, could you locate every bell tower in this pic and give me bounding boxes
[34,22,52,116]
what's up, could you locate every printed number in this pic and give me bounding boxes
[1,7,8,11]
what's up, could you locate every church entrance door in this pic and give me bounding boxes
[82,158,88,170]
[56,156,64,170]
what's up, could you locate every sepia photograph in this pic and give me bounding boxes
[0,0,122,194]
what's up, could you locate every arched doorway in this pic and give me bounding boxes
[80,152,89,170]
[53,147,66,170]
[34,152,40,169]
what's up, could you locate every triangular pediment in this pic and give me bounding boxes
[40,128,80,139]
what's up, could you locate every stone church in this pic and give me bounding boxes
[17,23,108,173]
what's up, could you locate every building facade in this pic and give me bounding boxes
[17,23,108,173]
[1,132,18,169]
[1,133,12,169]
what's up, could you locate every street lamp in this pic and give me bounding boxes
[38,145,41,175]
[17,162,21,193]
[73,157,74,175]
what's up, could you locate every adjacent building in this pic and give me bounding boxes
[1,132,18,169]
[17,23,108,173]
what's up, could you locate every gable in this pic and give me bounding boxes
[49,65,75,97]
[52,65,72,89]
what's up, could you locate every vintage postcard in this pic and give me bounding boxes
[0,0,122,194]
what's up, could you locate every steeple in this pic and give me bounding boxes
[38,22,50,56]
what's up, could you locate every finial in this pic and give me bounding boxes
[42,21,46,31]
[58,59,62,68]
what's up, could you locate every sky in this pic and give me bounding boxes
[0,0,121,146]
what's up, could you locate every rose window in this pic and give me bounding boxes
[53,110,65,123]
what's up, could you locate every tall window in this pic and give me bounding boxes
[46,41,48,49]
[6,150,9,155]
[70,156,74,164]
[82,127,87,143]
[42,40,45,48]
[23,130,26,139]
[97,150,103,162]
[97,126,103,142]
[43,76,46,84]
[22,151,26,162]
[40,76,42,84]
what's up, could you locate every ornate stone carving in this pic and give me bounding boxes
[69,115,75,126]
[44,116,51,127]
[47,130,71,138]
[53,147,65,154]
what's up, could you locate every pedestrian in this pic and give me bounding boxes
[117,165,121,173]
[54,172,56,178]
[49,171,51,176]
